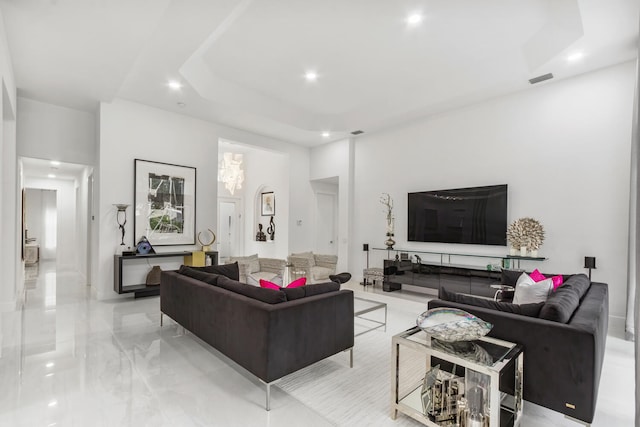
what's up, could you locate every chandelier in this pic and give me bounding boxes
[218,152,245,195]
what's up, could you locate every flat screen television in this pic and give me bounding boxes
[408,184,507,246]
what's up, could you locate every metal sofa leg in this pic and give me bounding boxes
[266,382,271,411]
[349,348,353,368]
[160,312,163,327]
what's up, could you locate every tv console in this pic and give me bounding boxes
[371,248,546,296]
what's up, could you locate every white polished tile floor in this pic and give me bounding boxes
[0,262,634,426]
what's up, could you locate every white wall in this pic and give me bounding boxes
[98,99,313,299]
[350,61,635,328]
[0,6,18,310]
[17,97,96,165]
[24,178,78,271]
[310,138,354,272]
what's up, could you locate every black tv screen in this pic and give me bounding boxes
[408,184,507,246]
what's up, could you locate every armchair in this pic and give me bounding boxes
[227,254,286,285]
[287,251,338,284]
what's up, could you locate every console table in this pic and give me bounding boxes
[372,248,546,296]
[114,251,218,298]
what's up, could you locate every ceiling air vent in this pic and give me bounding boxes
[529,73,554,85]
[351,130,364,135]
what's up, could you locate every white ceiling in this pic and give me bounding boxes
[22,157,89,183]
[1,0,637,147]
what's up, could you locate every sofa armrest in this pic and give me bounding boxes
[314,254,338,271]
[428,298,604,423]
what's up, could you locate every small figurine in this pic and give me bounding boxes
[256,224,267,241]
[266,216,275,240]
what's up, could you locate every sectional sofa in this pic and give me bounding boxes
[428,272,608,424]
[160,263,355,410]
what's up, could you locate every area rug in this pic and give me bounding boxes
[277,328,422,427]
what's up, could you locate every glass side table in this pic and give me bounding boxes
[391,327,523,427]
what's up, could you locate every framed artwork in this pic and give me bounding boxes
[134,159,196,246]
[261,192,275,216]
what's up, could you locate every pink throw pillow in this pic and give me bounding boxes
[286,277,307,288]
[259,279,281,290]
[529,269,564,290]
[260,277,307,290]
[530,269,546,282]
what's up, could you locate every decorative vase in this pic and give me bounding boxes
[519,246,527,257]
[509,247,518,256]
[146,265,162,286]
[530,249,538,258]
[385,233,395,250]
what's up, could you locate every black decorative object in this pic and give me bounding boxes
[584,256,596,280]
[256,224,267,241]
[362,243,370,286]
[267,216,275,240]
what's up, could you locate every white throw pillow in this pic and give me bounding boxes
[513,273,553,305]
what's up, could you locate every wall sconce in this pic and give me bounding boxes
[114,204,129,246]
[584,256,596,280]
[218,152,245,195]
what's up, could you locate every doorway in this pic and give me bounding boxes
[315,192,338,255]
[24,188,57,262]
[218,198,243,263]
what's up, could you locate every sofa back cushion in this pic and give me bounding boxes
[439,287,543,317]
[185,262,240,281]
[178,266,220,285]
[291,251,316,267]
[216,275,286,304]
[229,254,260,274]
[539,274,591,323]
[304,281,340,297]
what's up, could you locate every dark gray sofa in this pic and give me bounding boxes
[160,267,354,410]
[428,273,608,425]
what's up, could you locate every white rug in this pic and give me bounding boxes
[278,328,423,427]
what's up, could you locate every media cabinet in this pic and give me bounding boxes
[370,248,545,297]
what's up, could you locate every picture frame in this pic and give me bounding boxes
[134,159,196,246]
[261,192,275,216]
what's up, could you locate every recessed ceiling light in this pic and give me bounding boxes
[48,174,56,179]
[304,71,318,82]
[50,160,60,166]
[321,131,330,138]
[406,13,423,26]
[46,362,55,368]
[167,80,183,90]
[567,52,584,62]
[48,400,57,407]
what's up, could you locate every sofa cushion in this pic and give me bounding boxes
[539,274,591,323]
[513,273,553,304]
[229,254,260,273]
[304,281,340,297]
[311,266,333,281]
[282,287,306,301]
[178,266,220,285]
[501,269,524,286]
[217,275,286,304]
[259,279,281,290]
[188,262,240,281]
[291,251,316,267]
[439,287,544,317]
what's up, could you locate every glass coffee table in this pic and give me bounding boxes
[354,296,387,336]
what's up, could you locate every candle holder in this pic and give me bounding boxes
[114,204,130,246]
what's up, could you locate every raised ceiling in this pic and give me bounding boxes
[1,0,637,146]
